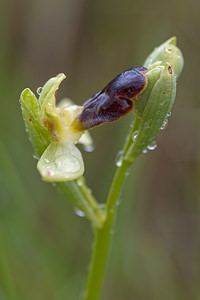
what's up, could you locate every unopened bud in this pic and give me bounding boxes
[144,37,184,79]
[125,63,176,161]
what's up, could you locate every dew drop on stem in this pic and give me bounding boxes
[74,208,85,217]
[132,130,138,142]
[77,177,84,186]
[115,150,123,167]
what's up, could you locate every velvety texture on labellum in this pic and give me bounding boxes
[78,67,148,129]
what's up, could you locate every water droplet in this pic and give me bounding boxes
[167,112,171,117]
[37,87,43,95]
[44,158,50,163]
[47,169,54,176]
[77,177,84,186]
[142,149,148,154]
[132,130,138,142]
[83,145,95,152]
[74,208,85,217]
[115,151,123,167]
[147,141,157,151]
[160,118,168,130]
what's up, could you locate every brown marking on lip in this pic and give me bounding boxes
[78,67,148,130]
[42,117,58,141]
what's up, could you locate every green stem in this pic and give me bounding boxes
[82,115,139,300]
[83,161,134,299]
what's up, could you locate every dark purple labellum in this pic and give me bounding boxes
[77,67,148,130]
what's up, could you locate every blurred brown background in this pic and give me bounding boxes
[0,0,200,299]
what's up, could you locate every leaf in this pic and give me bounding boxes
[20,88,52,158]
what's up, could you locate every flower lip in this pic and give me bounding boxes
[78,67,148,130]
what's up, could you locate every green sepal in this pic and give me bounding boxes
[134,67,161,117]
[20,88,52,158]
[125,63,176,161]
[39,73,66,120]
[144,37,184,79]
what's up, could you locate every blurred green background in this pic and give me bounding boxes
[0,0,199,299]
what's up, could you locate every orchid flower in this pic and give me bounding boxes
[20,69,147,183]
[21,74,93,182]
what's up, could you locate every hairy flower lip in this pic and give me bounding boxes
[77,67,148,130]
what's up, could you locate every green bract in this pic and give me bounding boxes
[123,37,184,163]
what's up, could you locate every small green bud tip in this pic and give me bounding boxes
[167,36,176,46]
[144,36,184,79]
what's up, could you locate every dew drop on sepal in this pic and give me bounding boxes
[160,118,168,130]
[83,145,95,152]
[47,168,55,176]
[147,141,157,150]
[37,87,43,95]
